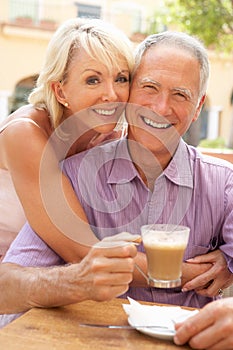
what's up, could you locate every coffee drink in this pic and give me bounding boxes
[141,224,190,288]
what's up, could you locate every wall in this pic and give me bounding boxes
[0,0,232,144]
[208,54,233,143]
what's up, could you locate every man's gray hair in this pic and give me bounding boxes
[133,31,209,98]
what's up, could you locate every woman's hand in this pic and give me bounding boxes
[100,232,141,245]
[71,240,138,301]
[0,243,137,314]
[182,250,233,297]
[86,129,125,149]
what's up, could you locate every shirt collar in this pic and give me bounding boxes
[163,139,193,188]
[108,138,193,189]
[107,138,138,184]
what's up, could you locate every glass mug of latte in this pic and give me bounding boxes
[141,224,190,288]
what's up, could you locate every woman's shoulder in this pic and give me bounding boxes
[0,117,39,133]
[0,107,53,168]
[0,105,51,138]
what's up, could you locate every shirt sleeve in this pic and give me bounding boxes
[3,222,64,267]
[219,167,233,273]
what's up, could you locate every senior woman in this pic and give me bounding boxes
[0,17,134,261]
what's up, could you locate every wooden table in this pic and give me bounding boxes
[0,298,192,349]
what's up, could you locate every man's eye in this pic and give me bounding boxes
[143,84,157,91]
[174,93,187,101]
[87,77,99,85]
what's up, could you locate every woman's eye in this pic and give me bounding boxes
[116,75,129,83]
[86,77,100,85]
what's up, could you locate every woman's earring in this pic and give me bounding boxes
[64,102,69,108]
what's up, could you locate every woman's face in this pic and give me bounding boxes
[54,47,130,134]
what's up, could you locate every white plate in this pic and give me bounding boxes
[123,298,199,341]
[128,317,175,341]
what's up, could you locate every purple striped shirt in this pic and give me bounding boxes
[3,138,233,316]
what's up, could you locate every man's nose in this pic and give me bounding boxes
[150,94,172,116]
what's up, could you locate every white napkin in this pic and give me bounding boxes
[122,297,199,331]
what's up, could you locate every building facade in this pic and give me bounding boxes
[0,0,232,145]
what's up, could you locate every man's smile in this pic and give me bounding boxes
[142,116,173,129]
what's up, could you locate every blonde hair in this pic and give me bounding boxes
[29,18,134,128]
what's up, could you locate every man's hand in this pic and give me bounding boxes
[174,298,233,349]
[182,250,233,297]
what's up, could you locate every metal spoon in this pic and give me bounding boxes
[135,263,150,284]
[79,323,175,333]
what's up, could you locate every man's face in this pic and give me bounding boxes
[126,45,205,154]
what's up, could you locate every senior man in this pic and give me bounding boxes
[62,31,233,306]
[1,31,233,329]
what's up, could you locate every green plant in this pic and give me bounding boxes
[199,137,226,149]
[148,0,233,53]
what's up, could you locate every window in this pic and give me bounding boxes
[9,0,38,22]
[8,0,57,28]
[111,2,143,36]
[8,75,38,113]
[75,2,101,19]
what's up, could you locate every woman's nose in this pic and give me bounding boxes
[101,83,118,102]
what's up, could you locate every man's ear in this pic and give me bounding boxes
[192,94,206,122]
[51,81,67,105]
